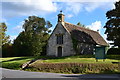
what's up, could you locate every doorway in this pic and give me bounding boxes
[57,46,62,57]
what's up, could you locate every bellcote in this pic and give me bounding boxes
[58,10,65,22]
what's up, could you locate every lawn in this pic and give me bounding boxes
[0,55,119,70]
[27,55,119,74]
[0,57,34,69]
[34,55,119,64]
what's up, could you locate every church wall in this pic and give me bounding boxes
[47,23,75,57]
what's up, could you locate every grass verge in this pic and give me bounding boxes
[0,57,34,69]
[0,55,119,74]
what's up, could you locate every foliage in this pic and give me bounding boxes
[104,1,120,48]
[27,63,119,74]
[23,16,52,32]
[13,16,52,56]
[107,55,120,60]
[77,22,90,29]
[2,43,14,57]
[71,37,78,54]
[77,22,85,27]
[0,22,13,57]
[13,31,31,56]
[107,48,120,55]
[0,23,10,46]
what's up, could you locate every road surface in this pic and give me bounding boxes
[1,68,120,80]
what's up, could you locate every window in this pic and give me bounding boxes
[58,16,62,22]
[57,35,63,44]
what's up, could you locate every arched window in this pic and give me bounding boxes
[56,35,63,44]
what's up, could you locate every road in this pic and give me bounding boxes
[1,68,120,80]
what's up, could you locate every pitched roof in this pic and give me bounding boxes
[63,22,108,46]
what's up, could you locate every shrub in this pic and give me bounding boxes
[106,55,120,60]
[2,43,15,57]
[107,48,120,55]
[27,63,119,74]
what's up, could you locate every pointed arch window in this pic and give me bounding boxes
[56,34,63,44]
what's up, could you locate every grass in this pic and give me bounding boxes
[27,55,119,74]
[0,55,119,70]
[0,57,34,69]
[34,55,119,64]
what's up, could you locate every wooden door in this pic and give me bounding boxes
[58,46,62,57]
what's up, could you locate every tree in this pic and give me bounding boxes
[0,23,13,57]
[13,31,30,56]
[77,22,90,29]
[2,43,14,57]
[104,1,120,48]
[77,22,85,27]
[0,23,10,46]
[13,16,52,56]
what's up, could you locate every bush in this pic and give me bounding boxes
[106,55,120,60]
[2,43,15,57]
[107,48,120,55]
[27,63,119,74]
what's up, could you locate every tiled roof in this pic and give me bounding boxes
[63,22,108,46]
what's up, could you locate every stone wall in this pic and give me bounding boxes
[47,22,75,57]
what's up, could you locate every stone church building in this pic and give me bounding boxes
[47,11,108,57]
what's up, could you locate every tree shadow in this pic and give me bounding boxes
[61,74,120,80]
[106,55,120,60]
[45,54,94,60]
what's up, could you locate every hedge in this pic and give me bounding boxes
[107,48,120,55]
[106,55,120,60]
[27,63,119,74]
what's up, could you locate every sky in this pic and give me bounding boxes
[1,0,119,43]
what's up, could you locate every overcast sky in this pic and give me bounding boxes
[1,0,118,42]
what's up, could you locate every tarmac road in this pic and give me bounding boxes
[1,68,120,80]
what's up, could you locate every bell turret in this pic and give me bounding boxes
[57,10,65,22]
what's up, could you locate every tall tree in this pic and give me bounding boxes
[77,22,90,29]
[0,23,10,46]
[104,1,120,48]
[13,16,52,56]
[0,23,13,57]
[77,22,85,27]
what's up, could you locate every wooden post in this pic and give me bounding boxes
[103,59,105,62]
[96,59,98,62]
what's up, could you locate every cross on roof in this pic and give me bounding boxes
[60,10,62,14]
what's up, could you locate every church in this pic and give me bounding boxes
[47,11,108,57]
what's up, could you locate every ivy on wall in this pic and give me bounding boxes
[71,37,79,54]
